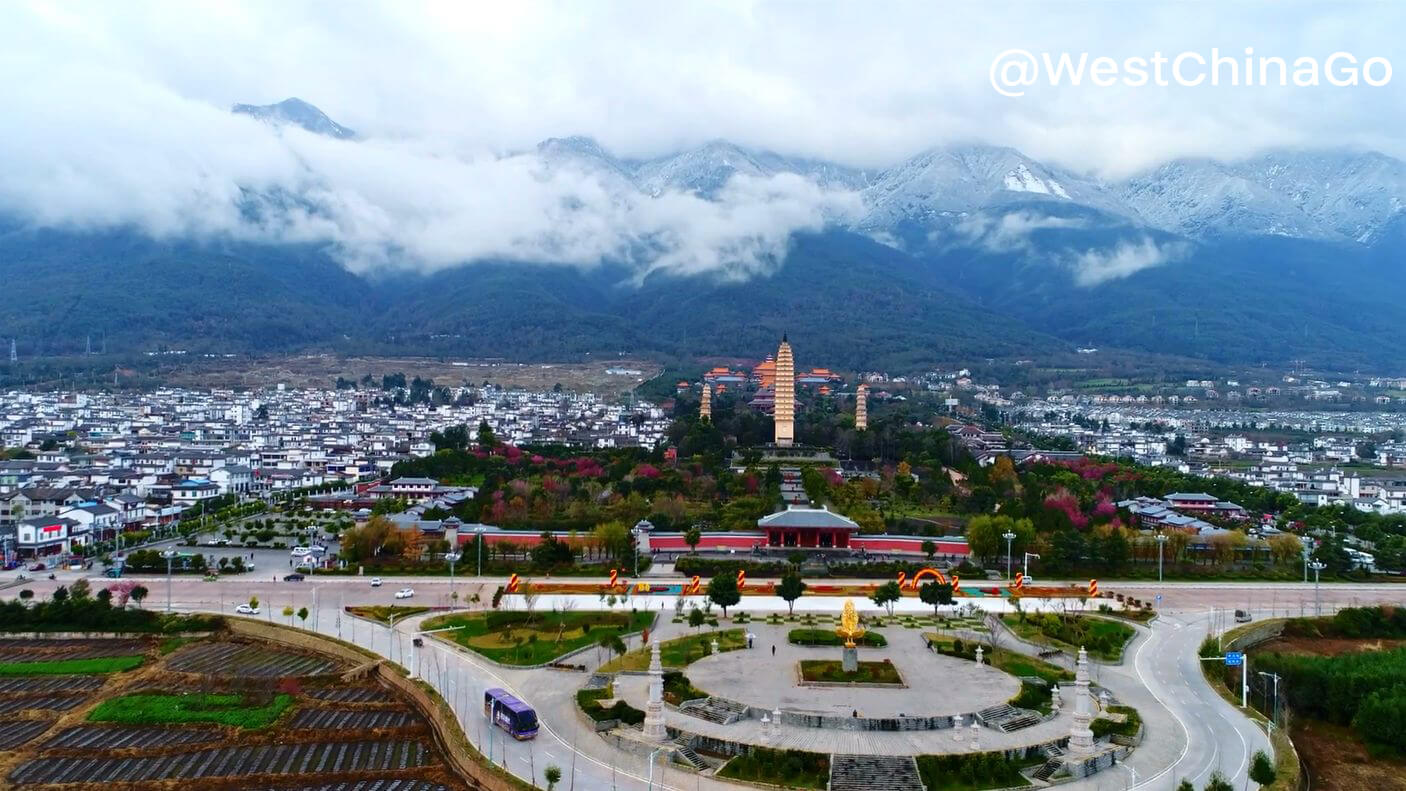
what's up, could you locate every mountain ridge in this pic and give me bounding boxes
[4,98,1406,370]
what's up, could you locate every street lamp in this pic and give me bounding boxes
[1257,670,1281,737]
[474,526,485,578]
[1309,560,1326,616]
[1023,552,1040,578]
[646,746,667,790]
[1155,533,1169,583]
[445,552,461,610]
[161,549,178,613]
[1002,531,1016,580]
[631,526,640,578]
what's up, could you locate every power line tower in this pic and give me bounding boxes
[8,339,15,363]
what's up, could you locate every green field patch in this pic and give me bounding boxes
[89,692,294,729]
[798,659,902,685]
[600,628,747,672]
[425,609,652,666]
[718,747,829,789]
[0,656,145,676]
[347,605,430,624]
[787,628,887,648]
[917,750,1045,791]
[1001,614,1134,662]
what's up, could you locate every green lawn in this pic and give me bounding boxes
[1001,614,1135,662]
[425,609,653,666]
[788,628,888,647]
[799,659,903,684]
[924,634,1072,686]
[1091,705,1142,738]
[347,605,430,624]
[0,656,145,676]
[917,751,1043,791]
[599,628,746,672]
[89,692,294,729]
[718,747,830,789]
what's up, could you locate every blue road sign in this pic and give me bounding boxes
[1225,651,1244,666]
[1155,594,1162,602]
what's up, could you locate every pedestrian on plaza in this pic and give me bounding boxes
[771,644,776,656]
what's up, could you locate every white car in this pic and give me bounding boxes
[235,604,260,615]
[290,546,312,557]
[370,577,382,587]
[394,587,414,599]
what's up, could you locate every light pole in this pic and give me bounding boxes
[1023,552,1040,578]
[631,527,640,578]
[445,552,461,610]
[1257,670,1281,738]
[1310,560,1326,616]
[161,549,178,612]
[475,526,485,578]
[646,746,667,790]
[1155,533,1169,583]
[1002,531,1016,580]
[1302,546,1310,583]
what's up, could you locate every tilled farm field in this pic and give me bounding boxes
[0,636,466,790]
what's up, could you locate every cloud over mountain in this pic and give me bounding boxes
[0,81,857,279]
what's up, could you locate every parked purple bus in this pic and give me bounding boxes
[484,688,538,740]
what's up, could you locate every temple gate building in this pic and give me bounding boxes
[758,504,859,548]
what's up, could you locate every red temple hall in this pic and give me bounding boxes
[758,505,860,548]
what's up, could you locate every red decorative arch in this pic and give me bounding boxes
[906,567,948,590]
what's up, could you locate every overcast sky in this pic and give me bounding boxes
[1,1,1402,275]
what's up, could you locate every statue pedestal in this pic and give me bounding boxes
[842,645,859,673]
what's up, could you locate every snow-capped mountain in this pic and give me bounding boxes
[231,97,356,140]
[219,99,1406,250]
[1118,158,1337,240]
[631,140,866,197]
[857,144,1136,231]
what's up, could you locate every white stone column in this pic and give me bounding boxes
[1067,646,1095,756]
[643,639,668,742]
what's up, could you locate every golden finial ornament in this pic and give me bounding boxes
[836,599,866,648]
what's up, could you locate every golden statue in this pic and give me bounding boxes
[835,599,866,648]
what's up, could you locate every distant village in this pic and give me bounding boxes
[0,384,671,562]
[5,352,1406,567]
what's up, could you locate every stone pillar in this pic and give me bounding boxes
[1050,684,1062,713]
[953,714,963,741]
[710,638,720,656]
[969,719,981,751]
[974,646,983,666]
[842,644,859,673]
[1066,646,1095,757]
[643,639,668,742]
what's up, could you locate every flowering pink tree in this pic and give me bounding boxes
[106,581,137,608]
[1044,489,1089,530]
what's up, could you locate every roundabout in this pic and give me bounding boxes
[652,630,1021,719]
